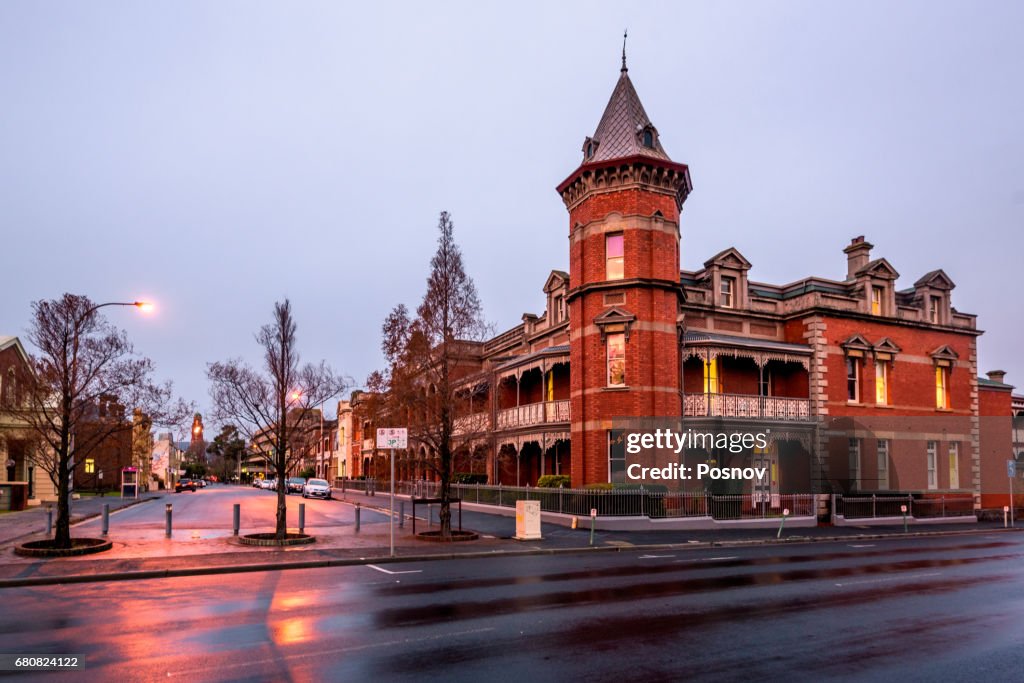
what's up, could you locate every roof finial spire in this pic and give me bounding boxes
[621,29,628,73]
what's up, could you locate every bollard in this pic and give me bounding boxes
[102,503,110,536]
[399,501,405,529]
[589,509,597,546]
[355,503,361,532]
[165,503,173,538]
[299,503,305,535]
[1004,505,1010,529]
[777,508,790,539]
[233,503,240,536]
[46,508,53,536]
[901,504,908,533]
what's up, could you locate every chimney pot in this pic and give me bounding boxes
[987,370,1007,384]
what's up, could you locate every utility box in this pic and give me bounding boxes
[0,482,29,511]
[514,500,542,541]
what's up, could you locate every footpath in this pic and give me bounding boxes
[0,487,1018,588]
[0,492,163,546]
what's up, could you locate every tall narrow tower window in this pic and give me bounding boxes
[606,234,624,280]
[607,332,626,387]
[642,129,654,148]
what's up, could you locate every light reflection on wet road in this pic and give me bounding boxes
[1,532,1022,681]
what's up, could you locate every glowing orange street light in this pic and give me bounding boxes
[290,391,302,402]
[134,301,155,313]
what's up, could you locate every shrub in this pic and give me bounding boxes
[583,483,614,491]
[452,472,488,484]
[298,466,316,479]
[536,475,572,488]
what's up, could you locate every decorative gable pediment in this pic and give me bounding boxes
[914,269,955,291]
[841,334,873,357]
[873,337,902,360]
[703,247,752,271]
[857,258,899,281]
[543,270,569,293]
[593,306,636,341]
[930,345,959,366]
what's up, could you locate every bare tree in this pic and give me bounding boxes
[381,211,488,539]
[20,294,190,549]
[207,299,347,540]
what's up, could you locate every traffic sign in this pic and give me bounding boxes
[376,428,407,449]
[1008,459,1017,479]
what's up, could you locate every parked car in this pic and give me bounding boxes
[175,478,196,493]
[286,477,306,494]
[261,478,277,490]
[302,478,332,500]
[252,478,263,488]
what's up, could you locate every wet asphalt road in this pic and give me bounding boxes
[71,484,390,538]
[1,531,1022,681]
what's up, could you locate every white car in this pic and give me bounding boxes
[302,478,332,500]
[261,478,277,490]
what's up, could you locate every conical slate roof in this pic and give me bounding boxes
[586,68,672,163]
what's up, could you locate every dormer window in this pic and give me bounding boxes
[871,286,883,315]
[642,128,654,148]
[586,142,594,158]
[720,277,735,308]
[927,295,946,325]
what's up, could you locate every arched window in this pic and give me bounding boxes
[642,129,654,148]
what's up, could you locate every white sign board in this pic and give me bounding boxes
[1008,459,1017,479]
[376,427,407,450]
[515,500,542,541]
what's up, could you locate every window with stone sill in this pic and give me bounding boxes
[935,365,951,409]
[846,357,861,402]
[875,359,891,405]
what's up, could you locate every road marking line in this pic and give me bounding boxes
[639,554,675,559]
[849,544,876,548]
[166,626,496,677]
[835,571,941,587]
[366,564,422,575]
[673,556,738,563]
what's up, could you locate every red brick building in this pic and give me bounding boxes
[349,59,1015,511]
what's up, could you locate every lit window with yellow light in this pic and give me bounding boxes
[703,358,720,394]
[935,365,950,409]
[85,459,95,474]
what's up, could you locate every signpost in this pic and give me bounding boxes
[1008,459,1017,528]
[376,428,407,557]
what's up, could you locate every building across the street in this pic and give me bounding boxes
[343,57,1019,512]
[0,335,56,505]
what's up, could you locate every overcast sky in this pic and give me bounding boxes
[1,1,1022,427]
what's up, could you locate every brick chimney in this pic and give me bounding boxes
[987,370,1007,384]
[843,236,873,280]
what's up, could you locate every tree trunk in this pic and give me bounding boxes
[275,447,287,539]
[54,410,73,549]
